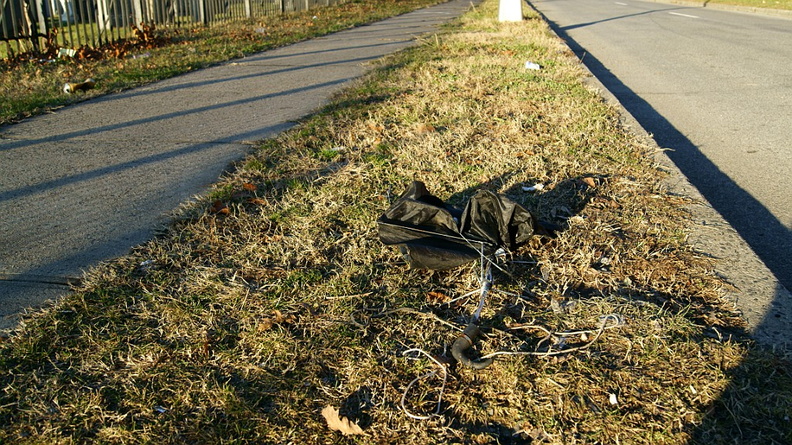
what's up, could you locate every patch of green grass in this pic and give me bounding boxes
[316,147,343,161]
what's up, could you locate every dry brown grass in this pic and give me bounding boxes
[1,1,790,443]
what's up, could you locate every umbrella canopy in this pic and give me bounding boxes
[378,181,538,269]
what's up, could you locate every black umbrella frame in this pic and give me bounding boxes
[377,181,541,369]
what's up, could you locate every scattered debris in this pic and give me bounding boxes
[63,78,96,94]
[524,61,541,70]
[599,313,625,328]
[4,22,167,68]
[522,183,545,192]
[401,349,448,420]
[58,48,76,59]
[136,259,156,273]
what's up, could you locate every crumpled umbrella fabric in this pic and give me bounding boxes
[377,181,537,269]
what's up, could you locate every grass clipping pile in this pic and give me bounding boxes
[1,1,790,443]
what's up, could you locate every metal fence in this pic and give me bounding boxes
[2,0,341,56]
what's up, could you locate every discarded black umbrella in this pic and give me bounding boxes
[378,181,540,369]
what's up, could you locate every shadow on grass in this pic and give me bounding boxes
[689,286,792,444]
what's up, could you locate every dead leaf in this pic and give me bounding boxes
[415,123,436,134]
[580,177,597,188]
[367,121,385,132]
[426,291,450,303]
[258,310,296,332]
[514,150,536,158]
[321,405,364,435]
[258,319,275,332]
[247,197,267,205]
[210,200,229,215]
[242,183,257,191]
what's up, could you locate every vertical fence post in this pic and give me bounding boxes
[96,0,111,32]
[244,0,251,18]
[132,0,143,26]
[198,0,206,23]
[30,0,48,49]
[3,0,22,44]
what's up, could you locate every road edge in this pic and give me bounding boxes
[646,0,792,20]
[525,0,791,351]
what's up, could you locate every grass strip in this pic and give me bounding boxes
[0,0,445,126]
[1,0,790,443]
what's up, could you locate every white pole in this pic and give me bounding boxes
[499,0,523,22]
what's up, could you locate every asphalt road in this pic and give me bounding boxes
[529,0,792,343]
[531,0,792,285]
[0,0,478,330]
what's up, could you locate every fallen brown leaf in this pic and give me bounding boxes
[515,150,536,158]
[321,405,364,435]
[367,121,385,132]
[210,200,229,215]
[580,177,597,188]
[258,310,297,332]
[415,123,436,134]
[426,291,450,303]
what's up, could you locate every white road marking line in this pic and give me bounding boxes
[615,2,628,5]
[669,11,699,18]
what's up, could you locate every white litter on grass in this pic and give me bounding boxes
[525,61,541,70]
[609,393,618,405]
[58,48,76,59]
[522,183,545,192]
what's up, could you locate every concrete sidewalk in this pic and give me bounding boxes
[0,0,477,330]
